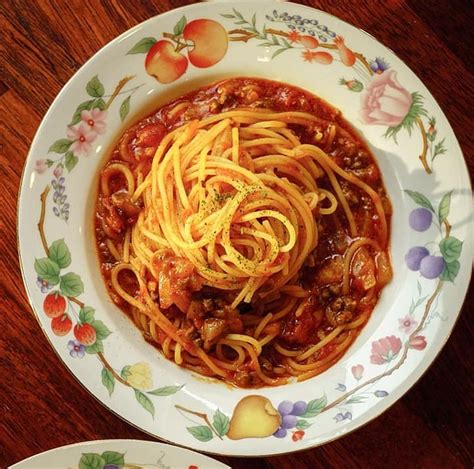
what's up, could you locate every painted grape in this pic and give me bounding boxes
[409,208,432,231]
[419,255,445,279]
[405,246,429,271]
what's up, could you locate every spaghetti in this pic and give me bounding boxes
[95,77,392,387]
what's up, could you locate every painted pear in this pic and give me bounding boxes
[227,395,281,440]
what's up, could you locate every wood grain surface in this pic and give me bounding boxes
[1,1,472,467]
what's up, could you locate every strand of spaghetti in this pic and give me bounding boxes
[258,332,278,347]
[225,334,263,356]
[101,163,135,197]
[274,342,301,357]
[296,326,343,362]
[342,238,381,295]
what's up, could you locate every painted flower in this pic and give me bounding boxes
[334,36,356,66]
[288,30,301,43]
[81,108,107,135]
[34,159,48,174]
[292,430,305,441]
[398,315,418,334]
[360,70,413,127]
[53,165,63,178]
[66,123,97,157]
[370,335,402,365]
[370,57,390,74]
[67,340,85,359]
[123,362,153,390]
[301,50,332,64]
[351,364,364,381]
[409,335,427,351]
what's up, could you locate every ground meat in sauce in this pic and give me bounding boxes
[95,77,392,387]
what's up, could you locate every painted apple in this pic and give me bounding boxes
[183,19,228,68]
[145,40,188,84]
[227,395,281,440]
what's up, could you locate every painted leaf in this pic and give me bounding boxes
[78,453,105,469]
[79,306,95,324]
[94,98,106,110]
[121,365,131,380]
[296,419,312,430]
[440,237,463,264]
[251,13,257,28]
[187,425,213,442]
[127,37,157,54]
[70,99,95,125]
[440,260,460,282]
[85,339,104,354]
[213,409,230,437]
[147,385,183,396]
[92,320,112,340]
[86,75,105,98]
[48,239,71,268]
[220,14,235,19]
[346,395,367,404]
[34,257,60,285]
[438,191,452,223]
[48,138,73,154]
[404,190,435,213]
[119,96,131,122]
[134,389,155,417]
[272,48,287,59]
[101,367,115,397]
[59,272,84,297]
[232,8,244,19]
[65,151,79,172]
[271,34,279,45]
[174,15,187,36]
[101,451,124,466]
[300,395,327,418]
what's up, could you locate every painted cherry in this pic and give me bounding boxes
[183,19,228,68]
[51,314,72,336]
[43,292,67,318]
[74,323,97,346]
[145,40,188,84]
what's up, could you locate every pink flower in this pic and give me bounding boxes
[370,335,402,365]
[351,364,364,381]
[398,315,418,335]
[360,70,413,127]
[81,108,107,135]
[67,123,97,157]
[53,165,63,178]
[34,159,48,174]
[409,335,427,351]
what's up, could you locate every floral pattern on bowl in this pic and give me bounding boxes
[18,1,472,457]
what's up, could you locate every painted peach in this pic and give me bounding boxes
[299,35,319,49]
[183,19,228,68]
[145,40,188,84]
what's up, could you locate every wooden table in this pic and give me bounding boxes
[1,1,472,467]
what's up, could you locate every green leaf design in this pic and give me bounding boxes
[48,138,73,154]
[404,190,435,212]
[438,191,452,224]
[59,272,84,297]
[296,419,312,430]
[101,367,115,397]
[147,385,183,396]
[212,409,230,437]
[232,8,244,19]
[440,260,460,282]
[384,92,427,143]
[440,237,463,264]
[34,257,60,285]
[187,425,213,442]
[91,320,112,340]
[86,75,105,98]
[271,48,287,59]
[85,339,104,354]
[251,13,257,28]
[121,365,131,379]
[432,137,447,162]
[48,239,71,268]
[174,15,187,36]
[79,453,105,469]
[127,37,157,54]
[346,395,366,404]
[65,151,79,172]
[70,99,95,125]
[271,34,279,45]
[101,451,124,466]
[220,13,235,19]
[79,306,95,324]
[119,96,131,122]
[94,98,106,110]
[300,395,327,418]
[134,389,155,417]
